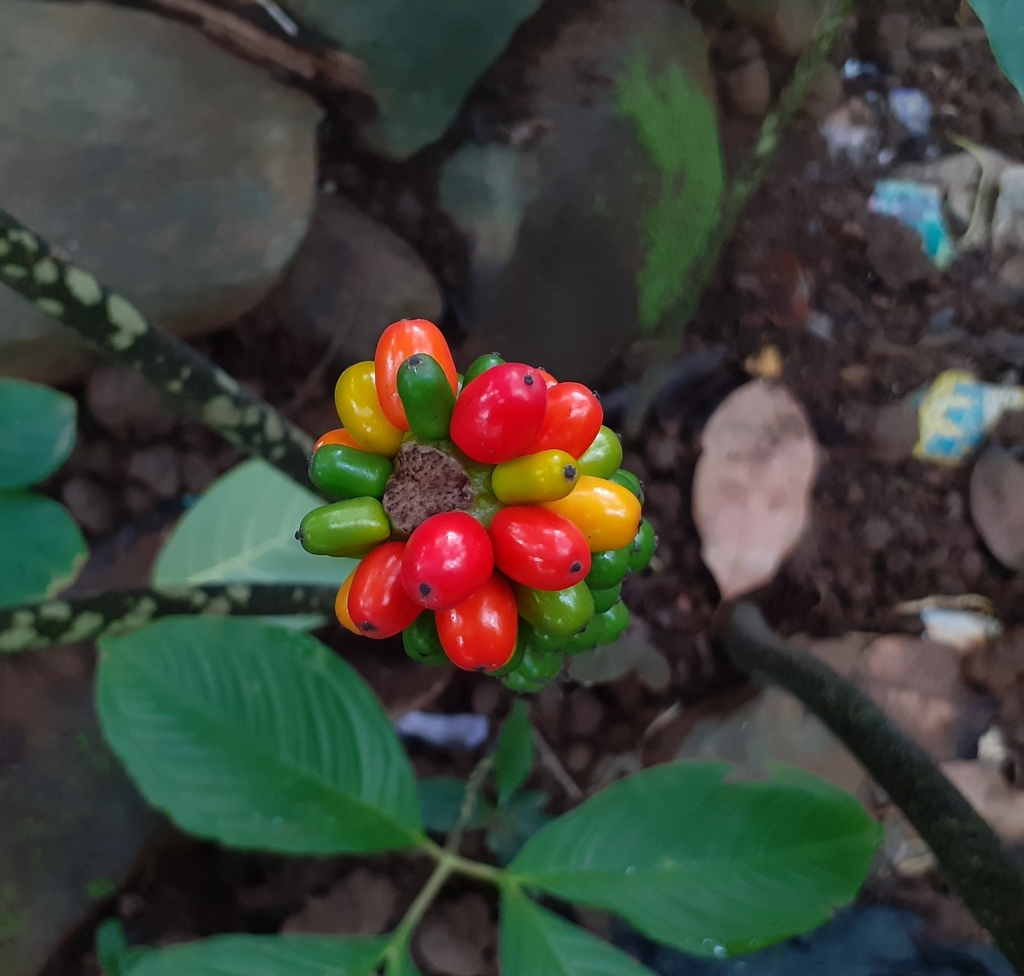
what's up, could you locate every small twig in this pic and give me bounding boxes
[0,210,314,486]
[146,0,370,93]
[446,753,496,854]
[624,0,852,434]
[718,601,1024,975]
[533,728,584,803]
[0,585,338,653]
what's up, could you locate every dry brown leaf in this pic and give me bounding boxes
[942,759,1024,844]
[692,380,820,599]
[970,444,1024,571]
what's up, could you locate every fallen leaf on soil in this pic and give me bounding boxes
[692,380,820,599]
[282,869,397,935]
[970,444,1024,571]
[942,760,1024,844]
[567,618,670,691]
[417,893,496,976]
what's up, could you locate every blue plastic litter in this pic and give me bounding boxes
[868,179,955,269]
[889,88,932,137]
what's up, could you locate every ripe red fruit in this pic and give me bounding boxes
[401,512,494,610]
[450,363,548,464]
[526,382,603,459]
[489,506,591,591]
[436,573,518,671]
[347,541,423,638]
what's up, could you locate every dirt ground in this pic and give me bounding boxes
[28,1,1024,973]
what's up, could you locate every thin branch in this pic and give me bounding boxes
[533,728,584,803]
[446,752,496,854]
[145,0,371,94]
[624,0,852,434]
[0,210,314,485]
[718,601,1024,974]
[0,584,338,653]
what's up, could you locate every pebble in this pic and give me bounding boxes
[862,516,893,552]
[61,477,115,535]
[85,368,174,440]
[128,446,181,499]
[566,690,604,738]
[417,893,496,976]
[180,452,219,495]
[723,58,771,117]
[565,742,592,774]
[282,869,397,936]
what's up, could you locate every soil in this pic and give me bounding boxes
[26,0,1024,973]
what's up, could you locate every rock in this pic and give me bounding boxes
[128,446,181,499]
[993,166,1024,256]
[877,13,913,73]
[565,690,604,738]
[853,636,994,762]
[440,0,718,383]
[679,686,868,797]
[0,646,157,976]
[61,477,115,535]
[0,1,321,384]
[417,893,496,976]
[85,368,174,440]
[282,869,397,936]
[273,196,442,357]
[723,58,771,117]
[894,153,982,228]
[282,0,542,158]
[942,760,1024,845]
[970,445,1024,572]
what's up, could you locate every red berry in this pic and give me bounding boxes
[347,542,423,639]
[526,382,603,459]
[450,363,548,464]
[436,572,518,671]
[489,506,591,591]
[401,512,494,610]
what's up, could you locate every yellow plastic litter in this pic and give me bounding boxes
[744,345,783,379]
[914,369,1024,465]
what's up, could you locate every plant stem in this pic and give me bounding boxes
[386,758,503,968]
[446,752,496,854]
[0,209,314,485]
[718,601,1024,974]
[624,0,852,435]
[0,584,339,653]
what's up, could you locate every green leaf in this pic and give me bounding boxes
[969,0,1024,103]
[384,946,423,976]
[0,378,76,489]
[96,919,151,976]
[616,57,724,333]
[279,0,544,157]
[0,491,87,609]
[501,886,656,976]
[126,934,388,976]
[417,776,495,834]
[487,790,552,866]
[97,617,422,854]
[508,761,881,957]
[153,458,356,627]
[494,700,534,803]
